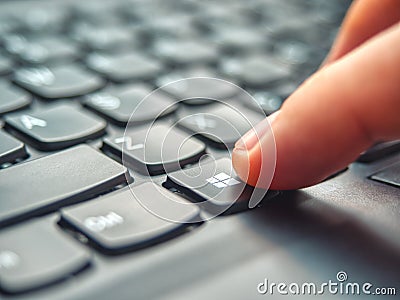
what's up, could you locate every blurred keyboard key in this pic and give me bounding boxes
[213,26,268,54]
[19,6,71,33]
[0,53,12,75]
[103,123,206,175]
[0,130,27,165]
[3,34,79,65]
[244,91,283,115]
[0,17,18,36]
[0,80,31,115]
[61,183,200,254]
[273,40,312,67]
[0,145,130,227]
[220,55,292,88]
[358,140,400,162]
[71,2,123,26]
[87,52,163,82]
[5,104,106,151]
[70,24,137,51]
[2,34,27,56]
[13,65,105,99]
[156,69,239,105]
[271,80,300,99]
[0,218,90,294]
[370,163,400,188]
[154,39,218,65]
[177,104,262,149]
[166,158,279,215]
[143,14,199,40]
[84,83,177,126]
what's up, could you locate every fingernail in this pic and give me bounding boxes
[234,110,280,151]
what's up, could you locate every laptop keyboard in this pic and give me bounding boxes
[0,0,399,297]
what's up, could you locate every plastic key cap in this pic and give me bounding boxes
[61,183,201,254]
[0,53,12,75]
[166,158,279,215]
[0,80,31,115]
[5,104,106,151]
[0,145,130,227]
[156,71,239,105]
[370,163,400,188]
[177,104,262,149]
[0,217,90,294]
[220,55,291,88]
[86,52,163,82]
[103,123,206,175]
[154,39,218,65]
[83,83,177,126]
[13,65,104,99]
[0,130,27,165]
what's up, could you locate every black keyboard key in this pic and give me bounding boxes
[0,53,12,75]
[358,140,400,162]
[154,39,218,65]
[370,163,400,188]
[271,80,300,99]
[0,145,130,227]
[19,6,71,33]
[0,80,31,115]
[71,3,124,27]
[166,158,279,215]
[103,123,206,175]
[196,2,252,31]
[265,14,323,44]
[83,83,177,126]
[213,26,268,53]
[244,91,283,115]
[273,40,313,68]
[0,130,27,166]
[86,52,163,82]
[5,104,106,151]
[177,104,263,149]
[3,35,79,65]
[156,69,239,105]
[143,15,199,40]
[13,65,105,99]
[0,17,18,36]
[0,218,90,294]
[61,183,200,254]
[71,24,137,52]
[220,55,292,88]
[2,34,27,56]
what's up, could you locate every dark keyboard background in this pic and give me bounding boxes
[1,0,400,299]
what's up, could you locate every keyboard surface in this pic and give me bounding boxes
[0,0,399,299]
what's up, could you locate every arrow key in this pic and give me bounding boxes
[5,104,106,151]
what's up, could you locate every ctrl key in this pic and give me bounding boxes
[0,218,90,294]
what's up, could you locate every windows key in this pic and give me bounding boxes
[165,158,279,216]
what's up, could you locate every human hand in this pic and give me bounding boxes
[232,0,400,190]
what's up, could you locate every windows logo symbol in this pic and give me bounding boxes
[206,172,241,189]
